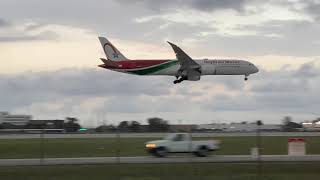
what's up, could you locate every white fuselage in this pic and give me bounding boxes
[151,59,259,76]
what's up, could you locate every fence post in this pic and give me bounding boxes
[40,128,45,165]
[116,128,120,164]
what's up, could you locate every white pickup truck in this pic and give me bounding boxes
[145,133,220,157]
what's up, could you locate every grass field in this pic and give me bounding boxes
[0,136,320,158]
[0,162,320,180]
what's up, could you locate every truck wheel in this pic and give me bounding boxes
[155,147,168,157]
[196,146,209,157]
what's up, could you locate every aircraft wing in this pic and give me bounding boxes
[167,42,201,81]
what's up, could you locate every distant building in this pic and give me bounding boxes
[197,123,281,132]
[26,120,65,129]
[0,112,32,126]
[302,120,320,131]
[169,124,197,132]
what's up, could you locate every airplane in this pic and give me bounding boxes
[97,37,259,84]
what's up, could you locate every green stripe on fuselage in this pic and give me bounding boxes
[127,60,178,75]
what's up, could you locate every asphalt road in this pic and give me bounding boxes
[1,132,320,139]
[1,155,320,166]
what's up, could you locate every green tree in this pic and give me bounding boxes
[129,121,141,132]
[147,117,169,132]
[256,120,263,126]
[64,117,81,132]
[118,121,130,131]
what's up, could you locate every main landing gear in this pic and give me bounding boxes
[173,76,187,84]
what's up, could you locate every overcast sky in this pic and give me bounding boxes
[1,0,320,126]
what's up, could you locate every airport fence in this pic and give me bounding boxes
[0,130,320,180]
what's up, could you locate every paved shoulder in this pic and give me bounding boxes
[1,155,320,166]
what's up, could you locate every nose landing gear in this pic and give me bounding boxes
[244,75,249,81]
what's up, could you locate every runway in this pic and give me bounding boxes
[1,132,320,139]
[1,155,320,166]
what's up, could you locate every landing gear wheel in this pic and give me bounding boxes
[173,77,186,84]
[244,75,248,81]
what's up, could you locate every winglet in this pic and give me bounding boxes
[167,41,176,47]
[167,41,180,55]
[166,41,200,68]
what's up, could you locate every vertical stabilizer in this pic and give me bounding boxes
[98,37,128,61]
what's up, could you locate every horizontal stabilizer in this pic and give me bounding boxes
[100,58,119,68]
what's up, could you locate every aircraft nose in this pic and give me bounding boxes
[253,65,259,73]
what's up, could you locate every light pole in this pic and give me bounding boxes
[256,120,263,180]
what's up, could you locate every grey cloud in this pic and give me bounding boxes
[0,31,58,42]
[187,0,247,12]
[199,61,320,114]
[0,0,152,39]
[0,18,10,27]
[1,61,319,120]
[0,0,259,43]
[23,23,47,31]
[193,20,320,57]
[264,0,320,21]
[1,0,318,58]
[0,68,171,110]
[99,95,184,114]
[293,62,320,78]
[136,21,217,43]
[0,19,59,42]
[250,63,320,94]
[250,79,309,93]
[118,0,247,12]
[299,0,320,21]
[135,18,320,57]
[202,87,319,114]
